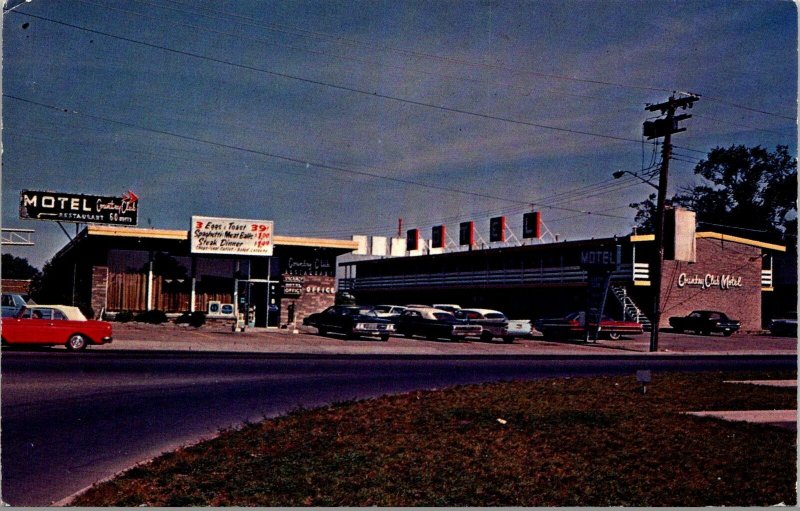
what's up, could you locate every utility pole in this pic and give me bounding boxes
[643,93,699,352]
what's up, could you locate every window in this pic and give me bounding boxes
[52,310,66,320]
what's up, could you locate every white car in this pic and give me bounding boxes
[455,308,507,341]
[432,304,461,313]
[455,308,530,343]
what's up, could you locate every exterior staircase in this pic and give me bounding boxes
[610,284,653,332]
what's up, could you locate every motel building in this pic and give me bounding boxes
[46,224,359,328]
[340,229,787,331]
[44,217,789,332]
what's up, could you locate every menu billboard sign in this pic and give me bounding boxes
[191,216,273,256]
[19,190,139,225]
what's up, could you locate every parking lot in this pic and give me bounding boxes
[91,321,798,356]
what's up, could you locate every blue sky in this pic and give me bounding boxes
[2,0,797,269]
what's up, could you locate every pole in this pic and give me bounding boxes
[649,101,674,353]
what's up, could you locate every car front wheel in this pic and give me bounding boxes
[607,332,621,340]
[66,334,88,351]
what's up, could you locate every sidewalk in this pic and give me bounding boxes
[93,321,799,357]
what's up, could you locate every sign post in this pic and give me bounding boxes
[580,245,621,342]
[192,216,274,333]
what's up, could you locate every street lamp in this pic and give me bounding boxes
[612,170,659,190]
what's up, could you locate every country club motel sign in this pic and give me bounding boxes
[677,272,744,290]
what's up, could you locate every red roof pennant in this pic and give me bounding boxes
[123,190,139,203]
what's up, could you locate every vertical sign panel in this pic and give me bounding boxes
[406,228,419,251]
[522,212,541,239]
[489,216,506,242]
[431,225,446,248]
[459,221,474,246]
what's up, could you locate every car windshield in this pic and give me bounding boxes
[373,306,391,313]
[357,308,378,317]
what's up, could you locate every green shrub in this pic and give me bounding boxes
[135,309,168,324]
[115,310,134,323]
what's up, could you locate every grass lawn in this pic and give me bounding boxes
[72,370,796,506]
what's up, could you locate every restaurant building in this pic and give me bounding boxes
[48,225,358,327]
[340,231,786,331]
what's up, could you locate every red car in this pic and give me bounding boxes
[535,311,644,340]
[2,305,113,350]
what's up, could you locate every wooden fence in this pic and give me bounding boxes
[108,272,232,312]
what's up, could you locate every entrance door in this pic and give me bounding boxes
[249,282,281,327]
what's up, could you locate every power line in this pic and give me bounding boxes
[13,10,653,149]
[692,113,795,137]
[156,0,800,124]
[698,94,796,121]
[78,0,629,109]
[156,0,674,95]
[5,93,633,220]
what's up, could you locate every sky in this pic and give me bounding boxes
[1,0,797,269]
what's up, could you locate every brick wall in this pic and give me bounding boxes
[90,266,109,320]
[660,238,762,330]
[279,274,336,326]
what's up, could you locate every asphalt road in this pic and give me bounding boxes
[2,350,795,506]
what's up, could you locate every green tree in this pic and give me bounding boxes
[1,253,41,279]
[631,145,797,241]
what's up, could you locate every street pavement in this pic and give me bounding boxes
[89,322,796,432]
[89,321,799,356]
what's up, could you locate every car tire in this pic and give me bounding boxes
[723,331,733,337]
[702,330,711,336]
[317,326,327,336]
[480,331,493,342]
[380,334,390,342]
[403,332,413,338]
[607,332,621,340]
[674,328,683,333]
[502,336,514,343]
[66,334,88,351]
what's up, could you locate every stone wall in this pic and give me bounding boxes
[91,266,109,320]
[280,274,337,327]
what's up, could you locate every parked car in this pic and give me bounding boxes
[454,308,520,343]
[668,310,740,336]
[767,312,796,337]
[1,293,30,318]
[432,304,461,314]
[394,307,482,341]
[535,311,644,340]
[373,305,407,319]
[506,318,533,339]
[302,305,395,341]
[1,305,113,350]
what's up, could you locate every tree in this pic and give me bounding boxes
[1,253,41,279]
[631,145,797,241]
